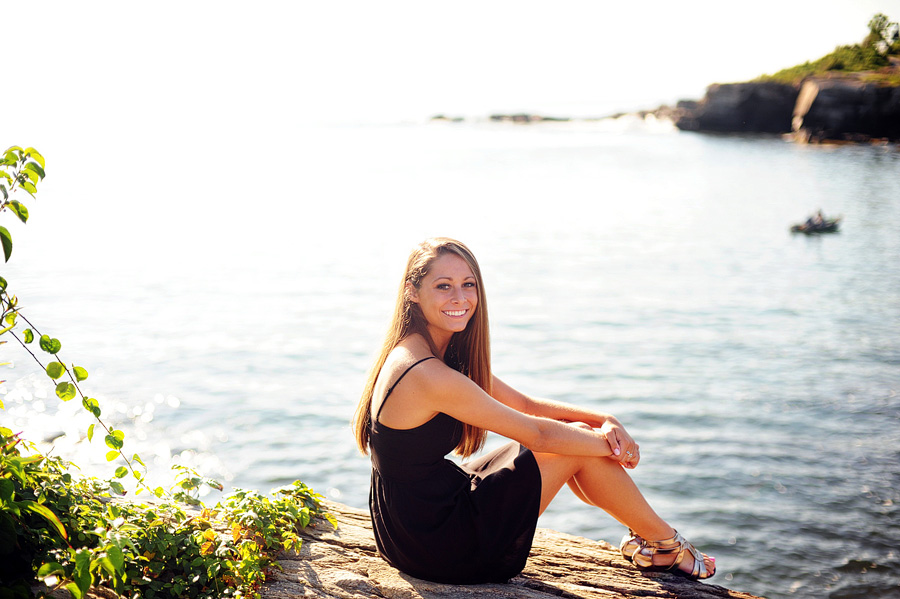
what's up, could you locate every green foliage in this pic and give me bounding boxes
[1,147,334,598]
[1,430,334,599]
[758,13,898,85]
[0,146,45,263]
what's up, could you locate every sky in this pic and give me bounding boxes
[3,0,900,267]
[8,0,900,127]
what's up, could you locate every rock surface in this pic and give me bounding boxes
[672,82,799,134]
[791,76,900,142]
[262,501,764,599]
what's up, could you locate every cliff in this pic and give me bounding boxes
[262,501,765,599]
[664,59,900,143]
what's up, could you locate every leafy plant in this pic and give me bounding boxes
[1,148,334,598]
[757,13,899,85]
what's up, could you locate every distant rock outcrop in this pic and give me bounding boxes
[662,64,900,143]
[262,501,764,599]
[791,77,900,142]
[672,82,799,134]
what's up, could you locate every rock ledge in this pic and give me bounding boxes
[262,501,765,599]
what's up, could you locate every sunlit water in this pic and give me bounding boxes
[2,118,899,599]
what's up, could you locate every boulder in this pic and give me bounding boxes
[791,77,900,142]
[262,501,765,599]
[673,82,798,134]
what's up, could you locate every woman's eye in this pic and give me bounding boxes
[463,282,476,288]
[437,284,451,290]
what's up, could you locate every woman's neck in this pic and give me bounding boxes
[426,327,452,359]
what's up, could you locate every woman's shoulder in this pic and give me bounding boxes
[381,337,440,381]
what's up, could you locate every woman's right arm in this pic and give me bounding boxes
[416,362,615,458]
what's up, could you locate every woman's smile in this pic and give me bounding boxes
[409,253,479,344]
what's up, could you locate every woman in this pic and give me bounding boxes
[353,237,715,584]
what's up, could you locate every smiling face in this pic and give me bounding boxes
[408,252,478,349]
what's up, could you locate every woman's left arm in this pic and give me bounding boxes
[492,375,640,467]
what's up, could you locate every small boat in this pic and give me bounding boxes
[790,215,841,234]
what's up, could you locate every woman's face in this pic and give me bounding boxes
[409,253,478,340]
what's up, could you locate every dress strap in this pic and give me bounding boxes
[374,356,436,422]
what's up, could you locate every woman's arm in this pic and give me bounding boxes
[415,363,616,458]
[491,375,640,467]
[491,375,621,426]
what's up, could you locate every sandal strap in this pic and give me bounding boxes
[635,530,710,579]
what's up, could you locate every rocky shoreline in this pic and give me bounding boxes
[652,69,900,144]
[434,58,900,144]
[262,501,765,599]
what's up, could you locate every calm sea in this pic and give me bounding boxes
[2,118,899,599]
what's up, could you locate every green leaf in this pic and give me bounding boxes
[105,450,119,462]
[87,423,95,441]
[104,429,124,450]
[0,478,14,506]
[55,382,76,401]
[46,361,66,380]
[21,501,68,541]
[82,397,101,417]
[0,276,6,290]
[109,481,126,496]
[37,561,66,579]
[21,181,37,195]
[24,161,45,180]
[23,329,33,343]
[0,183,7,201]
[133,453,146,468]
[24,147,45,169]
[39,334,61,354]
[7,200,28,224]
[73,366,88,381]
[106,544,124,571]
[114,466,128,478]
[0,226,12,262]
[65,582,83,599]
[73,549,91,594]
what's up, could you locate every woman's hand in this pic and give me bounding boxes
[599,419,640,469]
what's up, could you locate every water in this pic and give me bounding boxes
[2,119,899,599]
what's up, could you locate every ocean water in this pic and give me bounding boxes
[2,118,899,599]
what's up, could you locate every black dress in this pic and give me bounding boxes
[369,357,542,584]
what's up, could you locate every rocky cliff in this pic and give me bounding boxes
[791,77,900,142]
[671,82,799,134]
[665,66,900,143]
[261,501,765,599]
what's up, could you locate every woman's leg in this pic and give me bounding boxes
[532,451,715,575]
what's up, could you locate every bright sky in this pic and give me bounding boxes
[8,0,900,128]
[4,0,900,266]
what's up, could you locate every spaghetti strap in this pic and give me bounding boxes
[374,356,436,422]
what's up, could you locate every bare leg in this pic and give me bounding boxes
[532,451,715,576]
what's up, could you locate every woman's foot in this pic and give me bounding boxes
[620,530,716,580]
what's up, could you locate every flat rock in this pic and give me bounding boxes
[262,501,765,599]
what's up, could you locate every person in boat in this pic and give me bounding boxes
[813,210,825,226]
[353,237,716,584]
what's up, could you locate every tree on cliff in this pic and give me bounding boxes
[761,13,899,84]
[864,13,899,54]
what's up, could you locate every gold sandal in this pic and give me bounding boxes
[619,529,715,580]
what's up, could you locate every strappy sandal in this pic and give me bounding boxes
[619,529,715,580]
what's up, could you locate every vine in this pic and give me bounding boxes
[1,146,335,599]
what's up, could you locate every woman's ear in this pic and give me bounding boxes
[405,282,419,303]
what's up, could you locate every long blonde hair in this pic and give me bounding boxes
[353,238,491,457]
